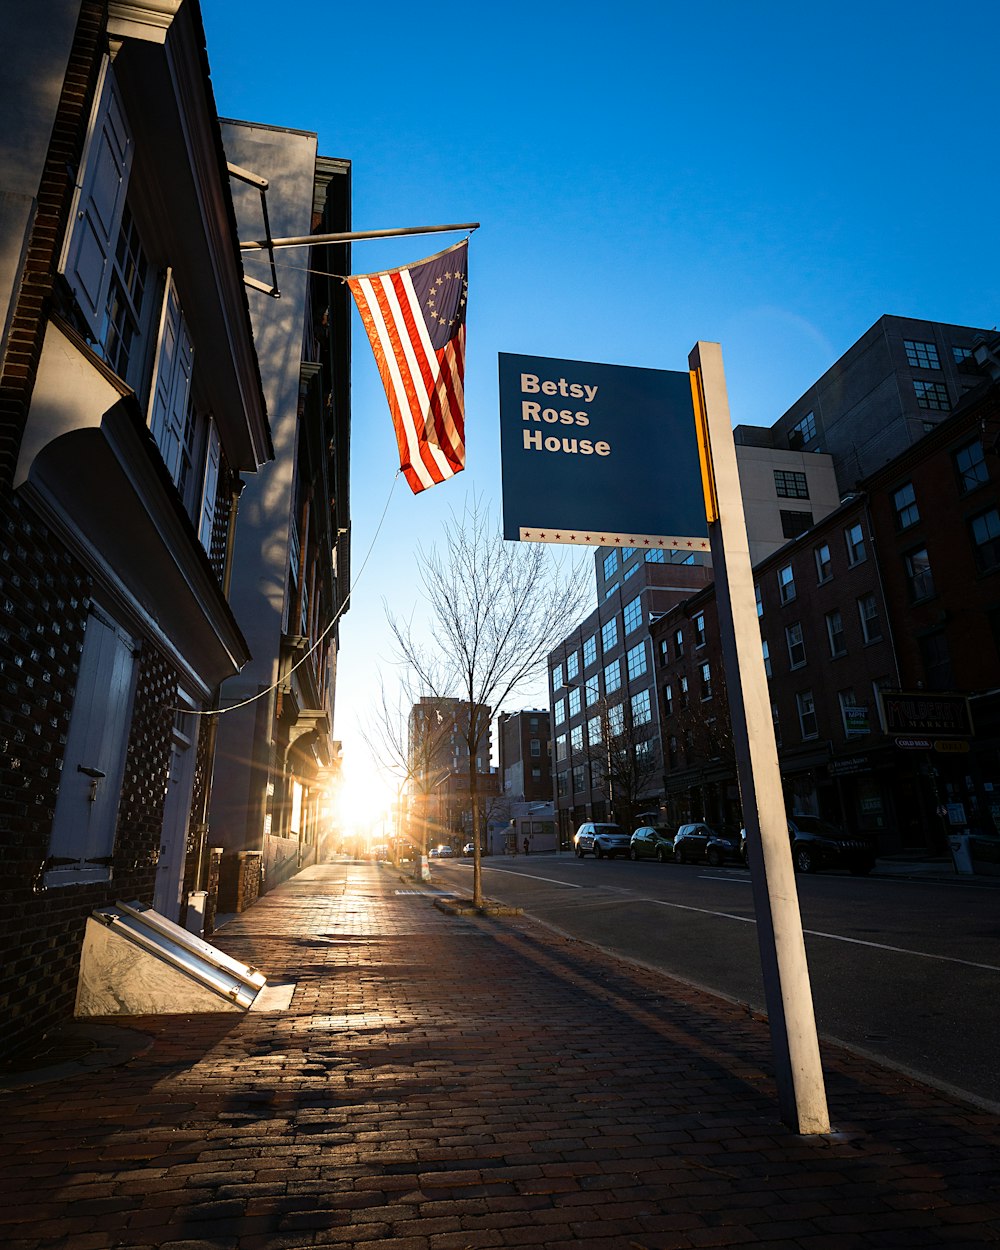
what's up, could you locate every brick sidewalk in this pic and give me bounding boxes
[1,861,999,1249]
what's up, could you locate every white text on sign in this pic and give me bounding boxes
[519,373,611,458]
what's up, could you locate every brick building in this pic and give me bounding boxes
[0,1,270,1057]
[652,348,1000,867]
[497,709,551,803]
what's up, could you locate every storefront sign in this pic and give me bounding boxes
[829,754,870,775]
[879,690,973,738]
[935,739,970,754]
[498,352,710,546]
[895,737,931,750]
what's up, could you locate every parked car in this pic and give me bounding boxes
[629,825,676,862]
[434,844,454,858]
[574,822,631,859]
[739,816,877,875]
[704,828,744,867]
[673,822,734,864]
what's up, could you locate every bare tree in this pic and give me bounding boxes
[388,495,589,905]
[578,695,660,833]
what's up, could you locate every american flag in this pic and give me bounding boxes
[348,240,467,494]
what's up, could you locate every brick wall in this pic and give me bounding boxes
[0,1,103,490]
[0,492,180,1059]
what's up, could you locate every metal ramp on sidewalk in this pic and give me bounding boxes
[75,899,266,1017]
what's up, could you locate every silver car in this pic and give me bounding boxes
[573,822,631,859]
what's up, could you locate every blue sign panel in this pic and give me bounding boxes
[498,352,709,546]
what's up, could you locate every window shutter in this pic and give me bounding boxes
[198,418,221,554]
[59,58,133,339]
[148,271,194,482]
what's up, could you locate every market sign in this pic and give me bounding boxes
[498,352,710,547]
[878,690,973,738]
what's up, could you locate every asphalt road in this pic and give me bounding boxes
[432,853,1000,1108]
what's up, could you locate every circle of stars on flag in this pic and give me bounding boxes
[425,270,468,330]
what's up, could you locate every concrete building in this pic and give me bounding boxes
[0,0,270,1057]
[734,314,991,490]
[548,553,712,840]
[208,121,351,907]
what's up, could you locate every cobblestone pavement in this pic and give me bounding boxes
[2,861,999,1249]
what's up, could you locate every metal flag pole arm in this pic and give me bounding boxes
[240,222,481,252]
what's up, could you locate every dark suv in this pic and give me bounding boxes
[740,816,877,875]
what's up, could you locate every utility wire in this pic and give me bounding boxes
[182,470,399,717]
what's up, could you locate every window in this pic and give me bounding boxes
[846,522,866,565]
[772,702,781,747]
[954,440,989,494]
[970,509,1000,573]
[815,542,832,583]
[668,734,679,766]
[572,764,586,792]
[839,690,868,737]
[755,583,763,618]
[45,609,138,886]
[583,634,597,667]
[952,345,972,364]
[796,690,818,739]
[623,595,643,634]
[554,698,565,726]
[893,482,919,530]
[601,617,618,652]
[622,546,636,561]
[645,548,665,563]
[61,60,135,341]
[905,547,935,601]
[858,594,883,643]
[571,725,584,754]
[631,689,652,726]
[556,770,569,797]
[531,768,541,780]
[762,639,771,677]
[774,469,809,499]
[552,662,564,692]
[664,683,673,716]
[657,638,669,666]
[568,687,582,717]
[101,204,150,385]
[675,627,685,657]
[566,651,579,681]
[587,716,602,746]
[825,609,846,657]
[604,658,621,694]
[788,411,817,447]
[623,561,639,581]
[920,632,954,690]
[626,642,647,681]
[555,734,568,762]
[904,339,940,370]
[781,510,813,539]
[529,739,541,757]
[778,564,796,604]
[603,550,619,580]
[607,703,625,736]
[679,675,689,708]
[694,612,706,647]
[699,662,712,700]
[786,622,806,668]
[635,739,654,767]
[585,674,600,706]
[914,379,949,411]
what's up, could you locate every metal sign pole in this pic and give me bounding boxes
[690,341,830,1135]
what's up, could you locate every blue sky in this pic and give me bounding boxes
[201,0,999,821]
